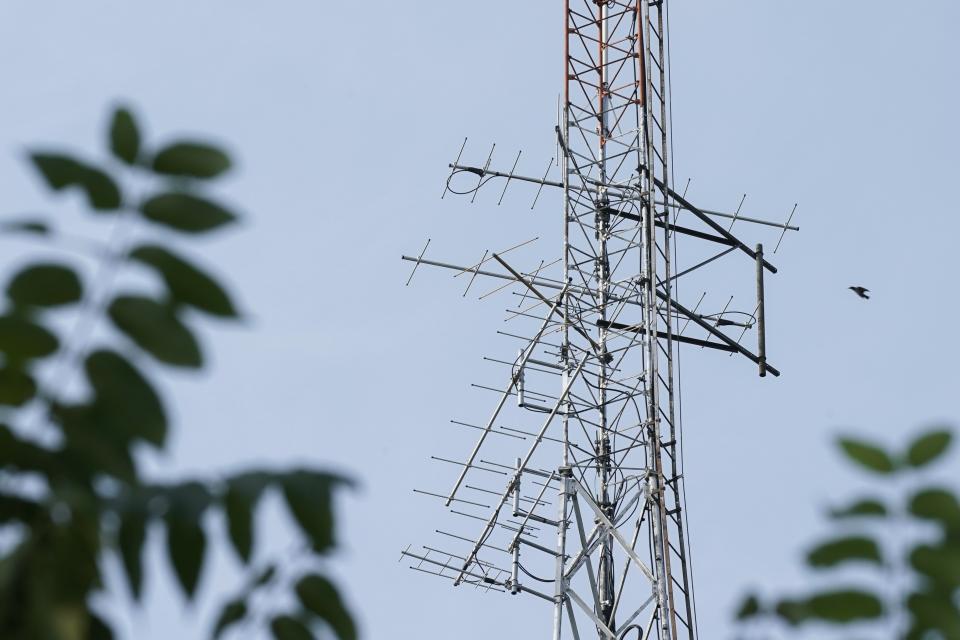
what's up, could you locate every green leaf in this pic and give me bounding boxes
[152,142,231,179]
[906,591,960,639]
[295,574,356,640]
[7,263,83,307]
[1,219,50,235]
[909,488,960,531]
[910,543,960,589]
[89,612,115,640]
[838,437,897,474]
[0,367,37,406]
[164,483,210,599]
[282,472,347,554]
[735,594,762,620]
[0,314,59,360]
[270,615,314,640]
[108,295,201,368]
[117,510,147,600]
[0,424,57,476]
[806,589,884,623]
[129,245,238,317]
[140,193,236,233]
[223,473,271,563]
[85,349,167,447]
[807,536,883,568]
[774,599,808,626]
[29,153,121,210]
[54,403,137,482]
[213,599,247,639]
[906,430,952,468]
[109,107,140,165]
[829,498,887,519]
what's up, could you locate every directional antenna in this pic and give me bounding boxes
[401,3,800,639]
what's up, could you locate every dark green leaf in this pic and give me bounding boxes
[735,594,762,620]
[108,295,201,368]
[85,349,167,446]
[130,245,237,317]
[829,498,887,519]
[0,367,36,406]
[152,142,231,179]
[910,544,960,589]
[140,193,236,233]
[54,403,137,482]
[909,488,960,531]
[907,591,960,639]
[270,615,314,640]
[838,437,897,474]
[0,494,42,525]
[1,219,50,235]
[282,472,346,554]
[223,473,271,563]
[806,589,884,623]
[29,153,121,210]
[0,314,59,360]
[109,107,140,165]
[807,536,883,568]
[7,263,83,307]
[213,599,247,639]
[906,430,952,468]
[117,511,147,600]
[164,483,210,599]
[295,574,356,640]
[0,424,57,476]
[89,612,115,640]
[774,599,807,626]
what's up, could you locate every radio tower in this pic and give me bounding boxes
[401,2,798,639]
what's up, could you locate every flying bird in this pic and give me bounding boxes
[849,286,870,299]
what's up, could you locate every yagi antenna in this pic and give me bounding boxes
[400,2,801,639]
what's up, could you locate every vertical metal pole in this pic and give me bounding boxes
[756,243,767,377]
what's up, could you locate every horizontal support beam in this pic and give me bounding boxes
[597,319,736,352]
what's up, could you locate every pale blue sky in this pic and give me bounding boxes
[1,2,958,638]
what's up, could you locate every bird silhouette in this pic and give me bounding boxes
[849,286,870,299]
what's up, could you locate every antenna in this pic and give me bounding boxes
[401,3,799,639]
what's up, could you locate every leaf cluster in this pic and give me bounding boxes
[736,428,960,638]
[0,107,355,640]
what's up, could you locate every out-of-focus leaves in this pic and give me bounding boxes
[909,488,960,531]
[223,473,271,564]
[140,193,236,233]
[108,295,201,368]
[829,498,887,519]
[295,574,357,640]
[213,599,247,639]
[906,430,952,468]
[130,245,237,318]
[807,536,883,569]
[152,142,231,179]
[89,612,115,640]
[773,590,884,626]
[906,591,960,639]
[29,153,121,211]
[270,615,314,640]
[85,349,167,447]
[282,472,348,554]
[910,544,960,589]
[1,219,50,235]
[109,107,140,165]
[164,483,210,599]
[0,368,36,406]
[838,437,897,474]
[735,594,762,620]
[54,404,136,482]
[7,263,83,308]
[0,424,57,476]
[0,314,59,360]
[117,509,147,600]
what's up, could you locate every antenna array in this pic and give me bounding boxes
[401,3,798,639]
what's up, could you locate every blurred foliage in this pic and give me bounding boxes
[734,428,960,639]
[0,106,355,640]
